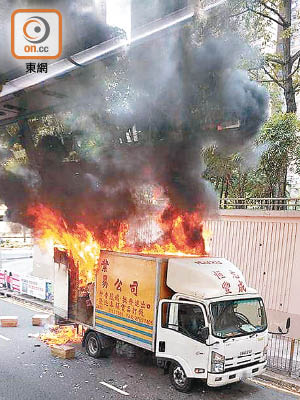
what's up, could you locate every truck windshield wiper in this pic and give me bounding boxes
[223,332,242,342]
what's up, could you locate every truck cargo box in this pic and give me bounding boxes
[94,252,172,351]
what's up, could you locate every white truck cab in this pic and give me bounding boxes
[155,257,268,391]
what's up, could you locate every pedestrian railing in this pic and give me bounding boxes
[219,198,300,211]
[267,334,300,377]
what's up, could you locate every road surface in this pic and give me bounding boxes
[0,298,298,400]
[0,248,33,275]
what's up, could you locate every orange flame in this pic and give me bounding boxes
[40,325,82,346]
[28,203,211,285]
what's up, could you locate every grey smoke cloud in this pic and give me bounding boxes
[0,2,269,250]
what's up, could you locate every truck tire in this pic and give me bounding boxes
[85,331,114,358]
[169,362,193,393]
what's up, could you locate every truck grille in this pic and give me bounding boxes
[224,360,264,373]
[225,352,263,371]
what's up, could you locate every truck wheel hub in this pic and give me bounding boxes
[88,337,98,354]
[173,366,186,386]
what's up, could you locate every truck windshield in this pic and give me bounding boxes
[210,298,267,339]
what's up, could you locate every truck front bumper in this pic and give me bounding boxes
[207,361,267,387]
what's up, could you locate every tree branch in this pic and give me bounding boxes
[265,55,284,65]
[260,1,287,25]
[257,79,279,83]
[294,81,300,91]
[268,0,279,7]
[263,66,284,89]
[291,49,300,65]
[229,9,248,18]
[246,6,284,26]
[288,57,300,79]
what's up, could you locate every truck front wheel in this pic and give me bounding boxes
[85,331,114,358]
[169,362,193,393]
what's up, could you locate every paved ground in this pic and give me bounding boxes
[0,248,33,275]
[0,298,298,400]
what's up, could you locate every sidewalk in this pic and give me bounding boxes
[255,370,300,394]
[0,288,53,313]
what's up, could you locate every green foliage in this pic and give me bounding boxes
[203,113,300,199]
[257,113,300,196]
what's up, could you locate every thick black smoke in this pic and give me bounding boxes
[0,6,269,248]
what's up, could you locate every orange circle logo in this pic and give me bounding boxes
[23,16,50,43]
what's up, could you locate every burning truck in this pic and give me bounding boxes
[0,0,272,393]
[51,246,268,392]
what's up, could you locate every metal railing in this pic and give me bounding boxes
[219,198,300,211]
[267,334,300,377]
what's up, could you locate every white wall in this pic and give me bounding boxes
[206,210,300,337]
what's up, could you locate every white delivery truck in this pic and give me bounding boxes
[54,250,268,392]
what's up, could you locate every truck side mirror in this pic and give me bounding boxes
[276,317,290,335]
[199,327,209,342]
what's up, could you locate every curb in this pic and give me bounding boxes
[0,290,53,313]
[256,372,300,393]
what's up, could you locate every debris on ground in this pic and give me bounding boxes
[32,313,51,326]
[0,316,18,327]
[40,325,82,346]
[51,344,75,359]
[28,333,39,338]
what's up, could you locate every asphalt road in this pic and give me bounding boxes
[0,298,298,400]
[0,248,33,275]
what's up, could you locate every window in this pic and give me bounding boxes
[211,298,267,339]
[162,302,206,341]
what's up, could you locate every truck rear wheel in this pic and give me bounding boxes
[169,362,193,393]
[85,331,114,358]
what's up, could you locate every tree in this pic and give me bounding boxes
[256,112,300,197]
[203,113,300,200]
[229,0,300,113]
[203,147,242,200]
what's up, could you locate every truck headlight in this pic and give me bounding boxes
[211,351,225,373]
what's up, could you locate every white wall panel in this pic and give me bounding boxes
[205,215,298,313]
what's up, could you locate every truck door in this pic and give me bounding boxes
[156,300,209,378]
[54,262,69,319]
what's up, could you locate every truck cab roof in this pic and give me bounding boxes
[167,257,257,300]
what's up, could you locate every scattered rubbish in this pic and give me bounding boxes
[50,344,75,359]
[32,314,50,326]
[0,316,18,327]
[40,325,82,346]
[100,381,129,396]
[28,333,39,338]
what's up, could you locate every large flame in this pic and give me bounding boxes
[29,203,211,285]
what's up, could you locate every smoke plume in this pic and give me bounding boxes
[0,3,269,252]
